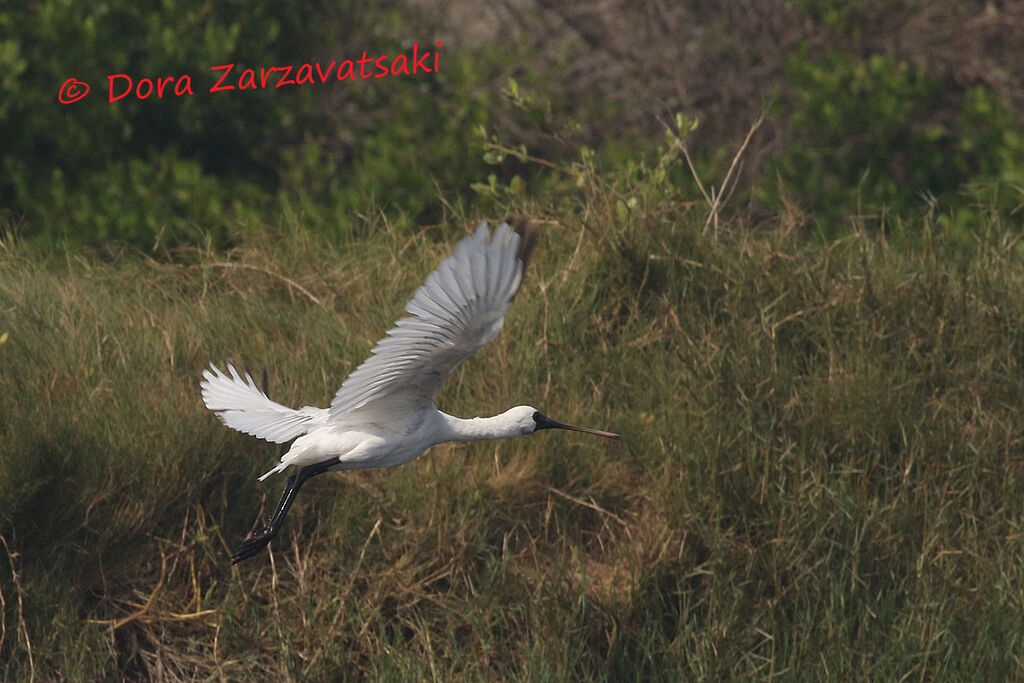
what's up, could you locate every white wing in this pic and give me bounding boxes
[201,363,329,443]
[329,220,535,422]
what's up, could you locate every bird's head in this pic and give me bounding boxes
[506,405,621,439]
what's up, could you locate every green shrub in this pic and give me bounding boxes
[763,46,1024,236]
[1,1,503,248]
[2,1,321,244]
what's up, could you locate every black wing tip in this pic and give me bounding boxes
[240,363,271,399]
[506,215,538,274]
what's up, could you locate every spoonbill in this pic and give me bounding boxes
[201,218,620,564]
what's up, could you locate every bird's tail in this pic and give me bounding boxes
[257,438,322,481]
[257,462,289,482]
[200,363,327,444]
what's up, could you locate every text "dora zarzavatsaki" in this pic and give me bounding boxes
[57,42,441,104]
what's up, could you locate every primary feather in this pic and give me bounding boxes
[200,364,328,443]
[328,219,535,422]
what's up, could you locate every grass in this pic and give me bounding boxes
[0,202,1022,679]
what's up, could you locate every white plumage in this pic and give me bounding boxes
[328,220,523,420]
[201,219,619,564]
[201,364,328,444]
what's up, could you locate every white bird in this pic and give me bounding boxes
[201,219,620,564]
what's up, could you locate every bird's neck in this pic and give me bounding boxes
[439,411,522,443]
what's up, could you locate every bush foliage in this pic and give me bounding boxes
[1,1,499,246]
[3,1,1023,246]
[763,47,1024,236]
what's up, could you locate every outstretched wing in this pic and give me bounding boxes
[201,363,328,443]
[329,219,537,422]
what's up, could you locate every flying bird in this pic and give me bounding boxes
[201,219,620,564]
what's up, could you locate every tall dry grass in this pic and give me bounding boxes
[0,200,1022,678]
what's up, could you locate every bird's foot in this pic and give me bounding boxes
[231,526,277,564]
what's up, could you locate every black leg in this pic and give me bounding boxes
[231,460,335,564]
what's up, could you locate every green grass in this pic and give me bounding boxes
[0,206,1022,679]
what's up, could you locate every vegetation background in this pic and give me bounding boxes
[1,0,1022,679]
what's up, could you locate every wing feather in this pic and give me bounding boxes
[329,219,536,422]
[200,363,328,443]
